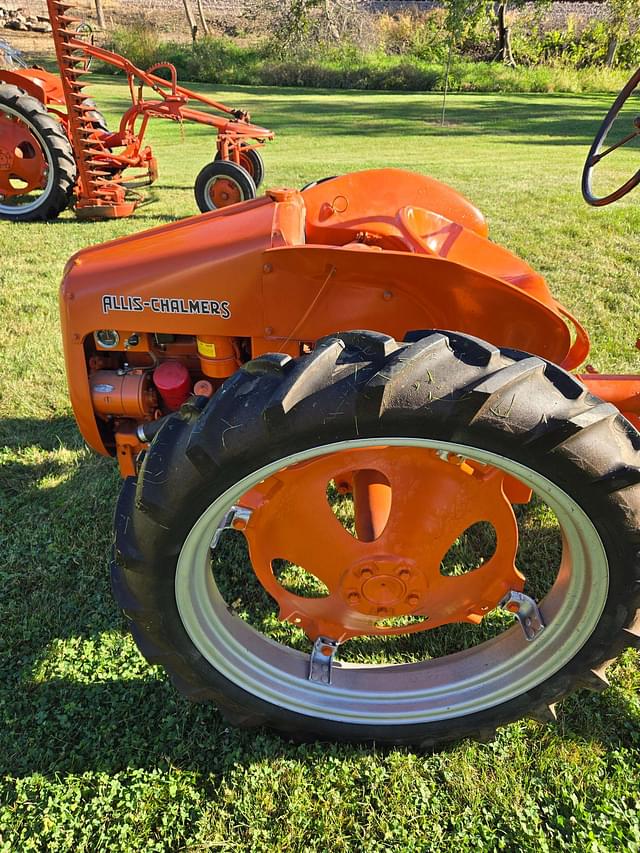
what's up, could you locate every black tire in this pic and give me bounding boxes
[215,146,264,189]
[82,97,109,134]
[112,330,640,747]
[194,160,256,213]
[582,66,640,207]
[0,84,76,222]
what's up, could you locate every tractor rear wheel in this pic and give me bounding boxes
[0,85,76,222]
[112,331,640,747]
[194,160,256,213]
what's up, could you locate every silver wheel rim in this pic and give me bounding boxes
[0,104,55,215]
[175,438,609,725]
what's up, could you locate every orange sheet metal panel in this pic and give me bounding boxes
[580,374,640,419]
[60,197,277,454]
[261,245,573,365]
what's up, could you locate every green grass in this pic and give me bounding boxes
[1,78,640,851]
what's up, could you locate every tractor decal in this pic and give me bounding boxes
[101,295,232,318]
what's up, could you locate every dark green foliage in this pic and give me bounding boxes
[99,20,637,94]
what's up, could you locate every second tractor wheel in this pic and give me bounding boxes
[0,84,76,222]
[112,330,640,748]
[82,97,110,134]
[194,160,256,213]
[216,147,264,189]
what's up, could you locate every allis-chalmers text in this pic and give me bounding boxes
[101,295,231,319]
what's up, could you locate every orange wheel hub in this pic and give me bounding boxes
[237,446,526,642]
[0,114,47,197]
[208,176,242,207]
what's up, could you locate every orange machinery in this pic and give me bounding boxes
[58,166,640,743]
[60,169,640,477]
[0,0,273,221]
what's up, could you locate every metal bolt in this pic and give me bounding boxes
[263,263,272,273]
[407,593,420,606]
[264,326,273,336]
[360,567,373,578]
[398,568,411,579]
[383,290,393,301]
[348,592,360,605]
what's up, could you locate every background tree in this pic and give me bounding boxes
[606,0,640,66]
[182,0,198,41]
[443,0,550,66]
[94,0,106,29]
[196,0,211,37]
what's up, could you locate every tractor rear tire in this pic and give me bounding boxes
[112,330,640,747]
[0,85,76,222]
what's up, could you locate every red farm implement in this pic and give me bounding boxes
[0,0,273,222]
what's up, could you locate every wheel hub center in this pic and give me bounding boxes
[341,559,426,617]
[361,574,405,606]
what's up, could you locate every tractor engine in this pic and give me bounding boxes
[85,329,249,474]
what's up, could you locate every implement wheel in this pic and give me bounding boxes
[0,85,76,222]
[216,146,264,189]
[194,160,256,212]
[112,331,640,747]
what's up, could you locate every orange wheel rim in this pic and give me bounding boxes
[236,446,525,642]
[0,112,48,199]
[238,151,253,176]
[207,175,243,208]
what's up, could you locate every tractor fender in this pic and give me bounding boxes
[302,169,490,242]
[261,245,574,367]
[0,68,65,105]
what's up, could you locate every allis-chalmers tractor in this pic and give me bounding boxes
[58,71,640,747]
[0,0,273,222]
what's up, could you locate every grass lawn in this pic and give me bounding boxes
[1,77,639,851]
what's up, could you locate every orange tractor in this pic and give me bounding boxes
[0,0,273,221]
[58,74,640,747]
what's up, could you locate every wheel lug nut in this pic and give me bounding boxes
[407,593,419,606]
[348,592,360,605]
[377,606,388,617]
[360,567,373,578]
[398,568,410,579]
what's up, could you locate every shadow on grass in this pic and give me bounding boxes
[1,417,638,779]
[1,672,637,778]
[256,96,610,145]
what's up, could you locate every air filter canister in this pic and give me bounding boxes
[153,360,192,411]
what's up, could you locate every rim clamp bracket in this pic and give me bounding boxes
[500,590,545,641]
[309,637,340,685]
